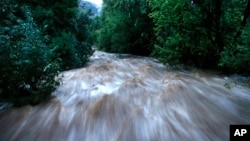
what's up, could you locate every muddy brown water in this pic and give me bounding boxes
[0,51,250,141]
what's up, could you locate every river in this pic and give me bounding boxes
[0,51,250,141]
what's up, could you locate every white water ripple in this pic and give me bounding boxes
[0,51,250,141]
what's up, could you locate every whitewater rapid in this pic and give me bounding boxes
[0,51,249,141]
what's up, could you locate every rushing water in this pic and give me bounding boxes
[0,51,250,141]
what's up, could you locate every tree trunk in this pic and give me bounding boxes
[234,0,250,41]
[213,0,223,54]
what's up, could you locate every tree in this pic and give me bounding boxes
[19,0,94,70]
[96,0,155,55]
[235,0,250,40]
[0,0,60,106]
[219,0,250,73]
[0,0,94,106]
[149,0,250,73]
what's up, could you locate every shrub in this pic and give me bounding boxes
[0,1,60,106]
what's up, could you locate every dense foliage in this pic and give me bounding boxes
[95,0,155,55]
[94,0,249,74]
[1,0,249,106]
[149,0,250,73]
[0,0,93,106]
[20,0,94,70]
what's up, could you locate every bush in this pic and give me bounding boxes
[0,1,60,106]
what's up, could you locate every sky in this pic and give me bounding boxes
[84,0,103,7]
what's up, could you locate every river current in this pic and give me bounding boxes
[0,51,250,141]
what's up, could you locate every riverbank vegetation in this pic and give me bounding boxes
[0,0,94,106]
[1,0,249,106]
[93,0,250,74]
